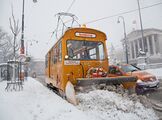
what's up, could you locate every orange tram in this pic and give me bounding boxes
[45,26,137,105]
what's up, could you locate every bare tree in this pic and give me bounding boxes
[9,6,21,60]
[8,6,21,82]
[1,36,13,61]
[0,28,14,63]
[0,27,8,47]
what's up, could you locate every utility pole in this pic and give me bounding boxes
[117,16,129,64]
[20,0,37,55]
[137,0,145,51]
[20,0,25,54]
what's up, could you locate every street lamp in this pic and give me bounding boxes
[117,16,129,64]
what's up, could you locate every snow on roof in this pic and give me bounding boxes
[120,28,162,42]
[126,28,162,39]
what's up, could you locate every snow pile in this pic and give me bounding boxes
[0,78,89,120]
[77,90,158,120]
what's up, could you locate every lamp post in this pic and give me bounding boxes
[20,0,25,54]
[117,16,129,64]
[137,0,145,51]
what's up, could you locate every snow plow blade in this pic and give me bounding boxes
[65,81,78,105]
[65,76,137,105]
[76,76,137,86]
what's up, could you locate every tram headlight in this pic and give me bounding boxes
[65,55,69,59]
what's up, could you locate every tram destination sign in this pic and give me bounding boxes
[64,60,80,65]
[75,32,96,38]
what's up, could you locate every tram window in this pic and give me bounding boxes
[67,43,74,59]
[98,44,105,60]
[53,48,57,64]
[77,54,81,59]
[89,48,97,59]
[67,40,105,60]
[58,42,62,62]
[53,56,57,64]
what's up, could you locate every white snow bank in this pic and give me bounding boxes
[76,90,158,120]
[0,78,89,120]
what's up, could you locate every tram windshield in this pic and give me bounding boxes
[66,40,105,60]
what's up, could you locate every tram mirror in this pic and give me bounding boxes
[65,55,69,59]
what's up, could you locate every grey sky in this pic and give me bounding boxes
[0,0,162,59]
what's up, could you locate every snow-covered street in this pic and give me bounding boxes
[0,77,159,120]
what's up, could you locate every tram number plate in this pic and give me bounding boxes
[64,60,80,65]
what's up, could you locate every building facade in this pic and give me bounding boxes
[121,28,162,68]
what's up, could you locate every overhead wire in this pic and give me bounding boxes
[64,0,81,26]
[84,2,162,25]
[49,1,162,41]
[66,0,76,13]
[49,0,76,41]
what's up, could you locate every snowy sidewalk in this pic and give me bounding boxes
[0,78,89,120]
[0,77,159,120]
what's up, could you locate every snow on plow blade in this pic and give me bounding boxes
[66,76,137,105]
[76,76,137,86]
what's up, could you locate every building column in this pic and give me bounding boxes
[133,41,136,58]
[141,38,144,51]
[138,38,144,51]
[146,36,150,55]
[138,38,141,50]
[137,39,140,56]
[130,42,133,59]
[152,35,156,55]
[127,41,130,60]
[0,67,1,81]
